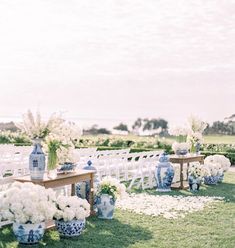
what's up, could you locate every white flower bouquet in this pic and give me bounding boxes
[16,110,64,140]
[97,177,126,200]
[204,155,231,172]
[188,162,210,180]
[54,195,90,221]
[172,142,190,155]
[0,182,57,224]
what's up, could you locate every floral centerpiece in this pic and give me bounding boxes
[44,121,82,178]
[53,195,90,237]
[188,162,210,191]
[0,182,56,245]
[96,177,126,219]
[169,126,190,155]
[187,115,207,154]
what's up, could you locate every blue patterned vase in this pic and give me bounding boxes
[188,176,201,191]
[96,194,115,219]
[55,219,85,237]
[29,139,45,180]
[204,175,219,185]
[217,173,224,183]
[155,153,175,192]
[12,222,45,245]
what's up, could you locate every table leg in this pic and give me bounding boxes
[71,183,76,196]
[186,163,189,180]
[89,173,95,216]
[180,162,184,189]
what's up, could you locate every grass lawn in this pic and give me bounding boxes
[1,172,235,248]
[203,135,235,144]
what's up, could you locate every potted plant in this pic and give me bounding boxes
[53,195,90,237]
[0,182,56,245]
[203,162,223,185]
[96,177,126,219]
[188,162,209,191]
[204,155,231,183]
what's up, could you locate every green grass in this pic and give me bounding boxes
[203,135,235,144]
[1,172,235,248]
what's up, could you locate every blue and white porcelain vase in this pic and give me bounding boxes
[55,219,85,237]
[217,173,224,183]
[204,175,219,185]
[188,176,201,191]
[76,160,99,201]
[96,194,115,219]
[155,153,175,192]
[29,139,45,180]
[12,222,45,245]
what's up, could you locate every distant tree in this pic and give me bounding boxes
[84,125,111,135]
[132,118,142,131]
[113,123,129,132]
[0,122,19,132]
[204,121,234,135]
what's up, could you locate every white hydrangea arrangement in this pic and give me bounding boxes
[205,162,223,177]
[172,142,190,154]
[204,155,231,172]
[0,182,57,224]
[54,196,90,222]
[97,177,126,200]
[188,162,210,180]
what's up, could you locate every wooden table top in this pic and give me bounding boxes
[15,169,96,183]
[169,154,204,163]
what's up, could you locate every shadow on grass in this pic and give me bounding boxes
[0,217,153,248]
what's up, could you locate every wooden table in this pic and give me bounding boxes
[170,154,204,189]
[14,169,96,215]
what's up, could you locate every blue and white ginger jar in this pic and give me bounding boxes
[29,139,45,180]
[188,176,201,191]
[96,194,115,219]
[155,153,174,192]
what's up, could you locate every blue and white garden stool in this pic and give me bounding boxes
[155,153,175,192]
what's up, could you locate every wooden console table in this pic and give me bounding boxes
[14,169,96,215]
[170,154,204,189]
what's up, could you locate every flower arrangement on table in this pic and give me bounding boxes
[187,115,207,154]
[53,195,90,237]
[168,126,190,155]
[96,177,126,219]
[188,162,210,191]
[0,182,57,245]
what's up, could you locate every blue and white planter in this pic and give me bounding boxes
[217,173,224,183]
[204,175,219,185]
[29,139,45,180]
[188,176,201,191]
[155,153,174,192]
[12,222,45,245]
[55,219,85,237]
[96,194,115,219]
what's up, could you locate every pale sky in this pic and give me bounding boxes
[0,0,235,128]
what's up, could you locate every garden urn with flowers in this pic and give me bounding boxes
[96,177,126,219]
[188,162,209,191]
[16,110,64,180]
[53,195,90,237]
[0,182,56,245]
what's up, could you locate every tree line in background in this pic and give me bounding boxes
[0,114,235,135]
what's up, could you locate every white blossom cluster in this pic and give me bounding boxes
[172,142,190,153]
[16,110,65,140]
[187,115,208,134]
[0,182,57,224]
[98,177,126,199]
[204,155,231,172]
[188,162,210,179]
[116,194,223,219]
[168,126,190,137]
[54,196,90,222]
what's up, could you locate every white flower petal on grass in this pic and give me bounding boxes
[116,193,223,219]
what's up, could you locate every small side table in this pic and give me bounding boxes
[14,169,96,215]
[170,154,204,189]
